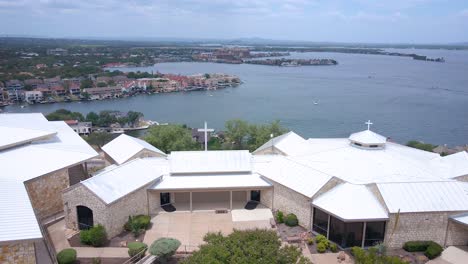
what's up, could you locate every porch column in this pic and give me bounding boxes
[190,192,193,212]
[326,215,331,239]
[230,191,233,210]
[361,222,367,248]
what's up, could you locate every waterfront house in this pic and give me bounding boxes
[83,86,123,99]
[5,80,24,102]
[24,79,44,89]
[35,87,53,98]
[68,83,81,96]
[24,90,43,103]
[51,85,66,96]
[65,120,93,135]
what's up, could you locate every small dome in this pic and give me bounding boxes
[349,130,386,149]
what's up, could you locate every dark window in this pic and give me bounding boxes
[250,190,261,202]
[329,216,363,248]
[77,206,93,230]
[313,208,329,236]
[364,222,386,247]
[370,145,379,148]
[354,142,362,147]
[160,192,171,205]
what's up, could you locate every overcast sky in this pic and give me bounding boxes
[0,0,467,43]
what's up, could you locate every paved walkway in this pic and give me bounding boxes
[427,246,468,264]
[47,220,128,258]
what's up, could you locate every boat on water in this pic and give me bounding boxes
[313,101,318,105]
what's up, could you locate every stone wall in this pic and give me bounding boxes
[455,175,468,182]
[105,185,150,238]
[63,184,108,232]
[384,211,468,248]
[0,242,36,264]
[25,168,70,220]
[446,221,468,246]
[260,188,273,208]
[269,180,312,229]
[132,150,166,160]
[148,191,161,215]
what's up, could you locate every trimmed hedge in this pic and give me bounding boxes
[329,243,338,253]
[80,225,107,247]
[284,213,298,227]
[314,235,329,249]
[403,241,443,260]
[128,242,148,260]
[150,237,181,262]
[57,248,77,264]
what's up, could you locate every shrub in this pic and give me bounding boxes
[150,238,181,263]
[316,242,327,253]
[128,242,148,260]
[284,213,298,227]
[403,241,443,260]
[425,242,443,260]
[403,241,430,252]
[80,225,107,247]
[315,235,327,244]
[276,210,284,224]
[57,248,77,264]
[329,243,338,253]
[92,258,101,264]
[125,215,151,236]
[352,246,408,264]
[307,238,314,245]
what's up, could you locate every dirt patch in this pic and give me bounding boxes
[386,248,429,264]
[277,223,308,240]
[69,230,146,248]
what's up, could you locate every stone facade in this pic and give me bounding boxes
[148,190,162,215]
[269,179,312,229]
[63,184,108,232]
[455,175,468,182]
[446,221,468,246]
[0,242,36,264]
[260,188,273,208]
[63,182,152,238]
[384,211,468,248]
[25,168,70,220]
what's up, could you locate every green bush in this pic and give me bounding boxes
[150,238,181,263]
[57,248,77,264]
[352,246,409,264]
[329,243,338,253]
[80,225,107,247]
[276,210,284,223]
[316,242,327,253]
[307,238,314,245]
[403,241,443,260]
[128,242,148,260]
[425,242,443,260]
[315,235,327,244]
[125,215,151,236]
[284,213,298,227]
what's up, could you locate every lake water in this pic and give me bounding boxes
[6,50,468,146]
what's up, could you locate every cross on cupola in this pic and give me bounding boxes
[365,120,373,130]
[198,121,214,151]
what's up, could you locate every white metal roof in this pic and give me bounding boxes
[253,131,311,156]
[450,213,468,226]
[0,113,99,243]
[294,139,449,184]
[170,150,252,174]
[0,126,56,151]
[253,155,332,198]
[377,181,468,213]
[348,130,387,145]
[102,134,166,165]
[434,151,468,179]
[313,183,388,221]
[151,173,271,191]
[0,178,42,243]
[82,158,169,204]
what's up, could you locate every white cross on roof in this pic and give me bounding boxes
[198,121,214,151]
[365,120,373,130]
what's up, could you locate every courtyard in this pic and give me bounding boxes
[144,207,274,252]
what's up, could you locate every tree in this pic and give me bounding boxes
[149,238,181,264]
[97,82,107,87]
[224,119,250,149]
[247,120,288,151]
[181,230,310,264]
[85,111,99,125]
[83,132,117,147]
[406,140,437,152]
[144,125,201,153]
[127,111,143,127]
[46,109,84,121]
[80,79,93,89]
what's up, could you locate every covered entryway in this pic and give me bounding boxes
[192,191,230,211]
[77,205,93,230]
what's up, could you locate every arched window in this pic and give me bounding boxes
[77,205,93,230]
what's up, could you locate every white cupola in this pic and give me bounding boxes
[349,120,387,149]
